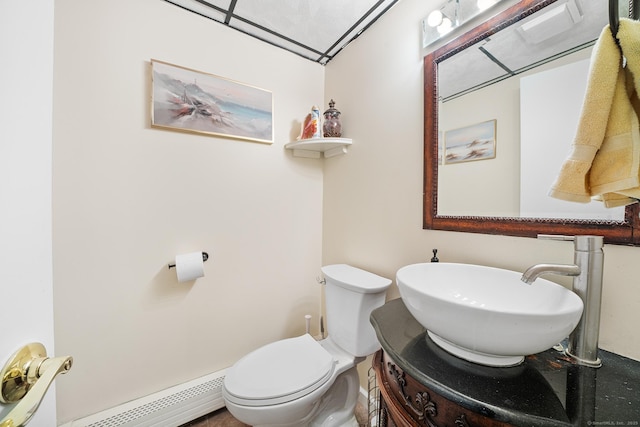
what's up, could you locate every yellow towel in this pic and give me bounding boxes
[549,19,640,207]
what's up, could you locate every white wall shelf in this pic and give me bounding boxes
[284,137,352,158]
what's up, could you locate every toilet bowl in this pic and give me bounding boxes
[224,335,361,426]
[222,264,391,427]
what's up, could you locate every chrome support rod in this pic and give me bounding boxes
[523,235,605,367]
[565,235,604,368]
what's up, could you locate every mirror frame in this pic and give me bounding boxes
[423,0,640,245]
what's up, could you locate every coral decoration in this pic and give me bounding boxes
[301,113,318,139]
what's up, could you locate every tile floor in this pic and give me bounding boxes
[180,401,370,427]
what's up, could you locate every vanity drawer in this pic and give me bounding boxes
[374,350,514,427]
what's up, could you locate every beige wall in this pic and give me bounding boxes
[50,0,640,423]
[53,0,325,422]
[323,0,640,384]
[439,78,521,217]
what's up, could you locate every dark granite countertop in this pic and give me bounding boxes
[371,298,640,427]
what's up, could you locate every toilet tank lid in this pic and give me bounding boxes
[321,264,391,294]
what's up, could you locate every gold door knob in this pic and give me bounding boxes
[0,343,72,427]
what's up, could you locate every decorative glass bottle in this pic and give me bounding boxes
[323,99,342,137]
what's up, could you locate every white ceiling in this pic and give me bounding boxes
[163,0,401,65]
[439,0,609,100]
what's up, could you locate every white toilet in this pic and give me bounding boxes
[222,264,391,427]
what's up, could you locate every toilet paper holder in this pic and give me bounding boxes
[168,252,209,269]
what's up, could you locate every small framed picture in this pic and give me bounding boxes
[444,120,496,164]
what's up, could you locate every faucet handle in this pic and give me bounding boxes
[537,234,575,241]
[537,234,604,250]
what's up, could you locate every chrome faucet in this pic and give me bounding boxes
[521,235,604,368]
[521,263,581,284]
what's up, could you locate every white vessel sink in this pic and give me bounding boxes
[396,263,583,367]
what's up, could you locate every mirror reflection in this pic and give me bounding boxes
[424,0,640,244]
[436,0,625,220]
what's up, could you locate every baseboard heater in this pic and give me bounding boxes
[60,370,227,427]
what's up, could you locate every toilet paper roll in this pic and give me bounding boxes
[174,251,205,282]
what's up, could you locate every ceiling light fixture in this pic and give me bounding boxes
[427,9,445,27]
[422,0,505,47]
[438,17,454,34]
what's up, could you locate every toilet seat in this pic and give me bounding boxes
[223,334,336,407]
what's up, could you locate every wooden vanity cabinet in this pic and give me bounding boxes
[373,350,514,427]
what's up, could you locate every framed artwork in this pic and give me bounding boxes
[444,119,496,164]
[151,59,273,144]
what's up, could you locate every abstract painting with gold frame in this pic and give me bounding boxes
[444,119,496,164]
[151,59,273,144]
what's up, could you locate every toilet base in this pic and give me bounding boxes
[309,366,360,427]
[225,366,361,427]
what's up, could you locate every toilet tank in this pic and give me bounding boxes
[321,264,392,357]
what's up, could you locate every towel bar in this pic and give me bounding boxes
[610,0,640,37]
